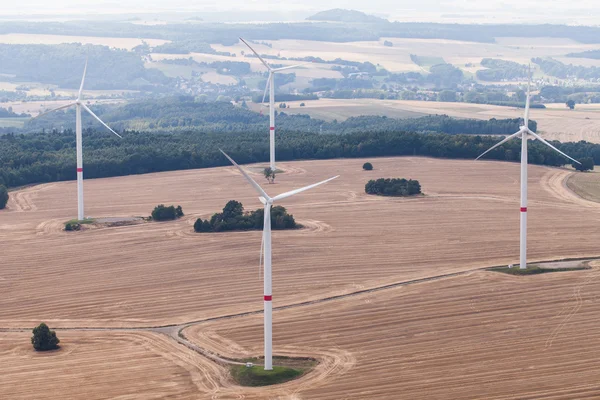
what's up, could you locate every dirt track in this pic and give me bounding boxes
[2,157,600,398]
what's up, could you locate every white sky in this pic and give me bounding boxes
[0,0,599,25]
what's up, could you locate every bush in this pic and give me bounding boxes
[365,178,422,196]
[0,184,8,209]
[31,323,60,351]
[574,157,594,171]
[363,162,373,171]
[151,204,184,221]
[65,222,81,231]
[194,201,297,233]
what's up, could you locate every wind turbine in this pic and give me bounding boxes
[240,38,306,171]
[220,149,338,370]
[32,60,122,221]
[476,66,580,269]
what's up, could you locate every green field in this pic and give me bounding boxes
[0,117,28,128]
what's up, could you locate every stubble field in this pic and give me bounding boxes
[2,157,600,398]
[276,98,600,144]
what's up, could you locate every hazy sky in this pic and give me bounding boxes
[1,0,599,25]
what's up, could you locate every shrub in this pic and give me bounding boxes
[31,323,60,351]
[151,204,184,221]
[264,167,276,183]
[65,222,81,231]
[0,184,8,209]
[363,162,373,171]
[300,102,306,107]
[365,178,422,196]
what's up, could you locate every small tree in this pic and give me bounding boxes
[0,184,8,209]
[31,323,60,351]
[263,167,276,183]
[566,99,576,110]
[363,162,373,171]
[151,204,183,221]
[573,157,594,172]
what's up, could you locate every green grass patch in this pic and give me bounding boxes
[65,218,95,225]
[230,365,304,387]
[489,265,590,275]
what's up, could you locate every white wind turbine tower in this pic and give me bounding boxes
[33,60,122,221]
[240,38,307,171]
[220,149,338,370]
[476,66,580,269]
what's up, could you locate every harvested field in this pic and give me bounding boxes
[2,157,600,329]
[275,98,600,144]
[2,157,600,397]
[184,263,600,399]
[566,171,600,203]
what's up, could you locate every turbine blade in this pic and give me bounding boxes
[219,149,270,199]
[261,73,271,104]
[524,64,531,128]
[31,102,76,120]
[527,130,581,164]
[272,62,309,72]
[259,229,264,281]
[239,37,271,70]
[81,104,122,138]
[475,130,523,161]
[272,175,339,202]
[79,58,88,100]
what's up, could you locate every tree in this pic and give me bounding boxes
[574,157,594,171]
[0,185,8,209]
[363,162,373,171]
[151,204,183,221]
[437,90,457,102]
[31,323,60,351]
[566,99,576,109]
[263,167,276,183]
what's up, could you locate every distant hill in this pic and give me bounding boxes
[306,9,387,24]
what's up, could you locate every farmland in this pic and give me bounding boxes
[2,156,600,397]
[273,98,600,144]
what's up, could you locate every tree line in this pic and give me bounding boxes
[1,122,595,189]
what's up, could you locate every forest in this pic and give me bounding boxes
[0,114,594,189]
[0,43,171,90]
[18,97,535,135]
[476,59,529,82]
[3,20,600,45]
[532,57,600,80]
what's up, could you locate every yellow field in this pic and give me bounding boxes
[272,98,600,144]
[0,33,169,50]
[2,157,600,398]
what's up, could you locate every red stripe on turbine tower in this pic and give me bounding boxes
[270,127,275,130]
[77,168,83,172]
[521,207,527,212]
[264,295,272,301]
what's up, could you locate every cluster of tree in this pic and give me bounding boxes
[0,107,29,118]
[65,221,81,231]
[0,185,8,209]
[539,85,600,104]
[566,50,600,60]
[31,323,60,351]
[365,178,422,196]
[151,204,184,221]
[194,200,297,232]
[532,57,600,80]
[0,43,171,90]
[476,59,529,81]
